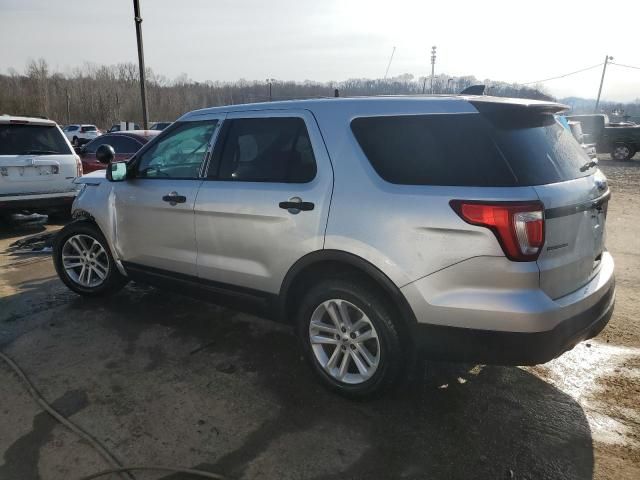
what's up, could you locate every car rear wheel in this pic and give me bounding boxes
[297,278,404,398]
[611,143,635,161]
[53,221,127,296]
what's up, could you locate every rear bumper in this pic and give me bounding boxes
[403,251,615,365]
[0,191,76,213]
[410,280,614,365]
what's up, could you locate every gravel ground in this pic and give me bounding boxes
[0,157,638,480]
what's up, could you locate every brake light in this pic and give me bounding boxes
[450,200,545,261]
[75,155,83,177]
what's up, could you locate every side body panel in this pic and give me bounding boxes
[194,109,334,294]
[309,100,541,288]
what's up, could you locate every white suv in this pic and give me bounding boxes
[63,124,101,146]
[53,97,615,398]
[0,115,81,219]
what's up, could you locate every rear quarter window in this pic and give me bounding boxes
[351,114,517,186]
[351,112,592,187]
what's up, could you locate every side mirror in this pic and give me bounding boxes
[106,161,128,182]
[96,144,115,164]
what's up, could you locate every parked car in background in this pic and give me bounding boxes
[76,130,160,173]
[566,114,640,161]
[149,121,172,131]
[0,115,81,220]
[557,115,597,160]
[108,123,141,133]
[54,96,614,398]
[63,124,101,146]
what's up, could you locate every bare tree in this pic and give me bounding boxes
[2,59,634,128]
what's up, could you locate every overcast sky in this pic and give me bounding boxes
[1,0,638,101]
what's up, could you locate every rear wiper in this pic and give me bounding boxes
[579,160,598,172]
[19,150,60,155]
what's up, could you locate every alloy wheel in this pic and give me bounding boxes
[309,299,381,385]
[61,234,109,288]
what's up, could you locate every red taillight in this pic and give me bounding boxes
[450,200,545,261]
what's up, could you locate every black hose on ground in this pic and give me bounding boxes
[0,350,228,480]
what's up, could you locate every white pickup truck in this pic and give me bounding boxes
[0,115,81,220]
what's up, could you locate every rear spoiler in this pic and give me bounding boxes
[469,97,569,115]
[459,84,486,95]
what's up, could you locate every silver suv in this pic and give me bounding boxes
[53,96,615,398]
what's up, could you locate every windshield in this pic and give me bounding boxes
[0,124,72,155]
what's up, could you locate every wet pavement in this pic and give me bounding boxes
[1,158,639,480]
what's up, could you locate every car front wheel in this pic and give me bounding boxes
[53,221,128,296]
[297,278,405,398]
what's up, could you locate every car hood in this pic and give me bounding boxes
[75,169,107,185]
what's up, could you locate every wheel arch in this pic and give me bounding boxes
[64,211,127,276]
[278,250,417,331]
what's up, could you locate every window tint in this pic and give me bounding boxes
[0,125,72,155]
[214,117,316,183]
[110,136,142,153]
[83,136,109,153]
[85,136,141,154]
[136,120,217,179]
[351,113,591,187]
[66,125,79,132]
[81,125,97,132]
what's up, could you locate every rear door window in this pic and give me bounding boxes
[0,124,72,155]
[212,117,317,183]
[351,112,591,187]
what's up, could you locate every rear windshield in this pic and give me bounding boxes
[350,111,592,187]
[0,124,72,155]
[81,125,97,132]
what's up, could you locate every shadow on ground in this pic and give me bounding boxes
[1,278,595,480]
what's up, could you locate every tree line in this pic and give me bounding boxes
[0,59,637,128]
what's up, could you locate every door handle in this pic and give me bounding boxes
[279,199,315,212]
[162,192,187,205]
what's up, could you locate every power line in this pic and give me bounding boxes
[610,61,640,71]
[522,63,604,85]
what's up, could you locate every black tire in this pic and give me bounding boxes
[611,143,635,161]
[53,220,128,296]
[296,277,405,399]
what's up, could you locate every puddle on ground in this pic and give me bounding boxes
[525,340,640,449]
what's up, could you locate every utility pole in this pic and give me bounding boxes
[430,46,437,94]
[132,0,149,129]
[65,89,70,124]
[266,78,275,101]
[594,55,613,113]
